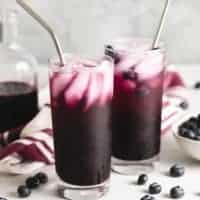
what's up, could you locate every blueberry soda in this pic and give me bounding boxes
[49,54,113,189]
[0,81,38,132]
[110,39,165,174]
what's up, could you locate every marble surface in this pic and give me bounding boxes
[1,0,200,64]
[0,65,200,199]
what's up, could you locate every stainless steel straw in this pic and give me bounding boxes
[16,0,65,66]
[152,0,171,49]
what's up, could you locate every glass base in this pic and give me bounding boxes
[112,155,159,175]
[57,179,110,200]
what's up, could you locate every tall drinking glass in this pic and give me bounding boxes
[49,54,114,199]
[110,38,165,175]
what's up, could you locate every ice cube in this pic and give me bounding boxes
[64,71,90,108]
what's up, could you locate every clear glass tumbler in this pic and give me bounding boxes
[49,54,114,199]
[110,38,165,175]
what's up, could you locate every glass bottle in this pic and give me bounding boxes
[0,8,39,133]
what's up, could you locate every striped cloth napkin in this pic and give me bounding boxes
[0,66,187,174]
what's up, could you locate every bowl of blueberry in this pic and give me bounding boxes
[173,113,200,160]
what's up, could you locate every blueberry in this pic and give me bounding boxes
[197,115,200,127]
[194,81,200,89]
[104,45,120,64]
[170,186,184,199]
[179,123,189,131]
[35,172,48,184]
[137,174,148,185]
[187,121,198,131]
[149,183,162,195]
[26,177,40,189]
[169,165,185,177]
[188,117,198,123]
[123,70,137,81]
[184,129,196,140]
[179,101,188,110]
[178,127,189,137]
[194,135,200,141]
[17,185,31,198]
[141,195,155,200]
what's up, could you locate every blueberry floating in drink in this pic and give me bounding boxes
[170,186,184,199]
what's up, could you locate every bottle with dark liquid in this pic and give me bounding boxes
[0,8,38,133]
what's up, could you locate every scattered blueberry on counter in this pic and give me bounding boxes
[170,186,184,199]
[17,185,31,198]
[34,172,48,184]
[17,172,48,198]
[169,164,185,178]
[26,177,40,189]
[194,81,200,89]
[148,183,162,195]
[137,174,148,185]
[140,194,155,200]
[179,101,189,110]
[178,115,200,140]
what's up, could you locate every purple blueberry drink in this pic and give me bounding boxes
[110,39,165,174]
[49,54,114,199]
[0,81,38,133]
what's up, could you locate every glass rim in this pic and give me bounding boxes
[108,37,165,55]
[49,53,114,74]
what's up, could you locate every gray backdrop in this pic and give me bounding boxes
[1,0,200,64]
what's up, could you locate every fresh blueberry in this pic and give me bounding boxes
[170,186,184,199]
[17,185,31,198]
[141,195,155,200]
[179,101,189,110]
[194,81,200,89]
[137,174,148,185]
[178,127,189,137]
[188,117,198,123]
[35,172,48,184]
[149,183,162,195]
[184,129,196,140]
[169,165,185,177]
[187,121,198,131]
[104,45,120,64]
[197,115,200,127]
[194,135,200,141]
[26,176,40,189]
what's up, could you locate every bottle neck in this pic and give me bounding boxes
[3,9,19,47]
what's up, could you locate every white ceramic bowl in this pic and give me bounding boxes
[172,114,200,161]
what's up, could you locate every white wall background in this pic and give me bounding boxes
[1,0,200,64]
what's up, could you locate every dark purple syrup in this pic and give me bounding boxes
[51,99,111,186]
[0,82,38,133]
[112,72,164,161]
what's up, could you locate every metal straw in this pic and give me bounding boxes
[152,0,170,49]
[16,0,65,66]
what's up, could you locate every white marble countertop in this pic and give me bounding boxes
[1,65,200,200]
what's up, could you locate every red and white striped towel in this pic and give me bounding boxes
[0,66,187,174]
